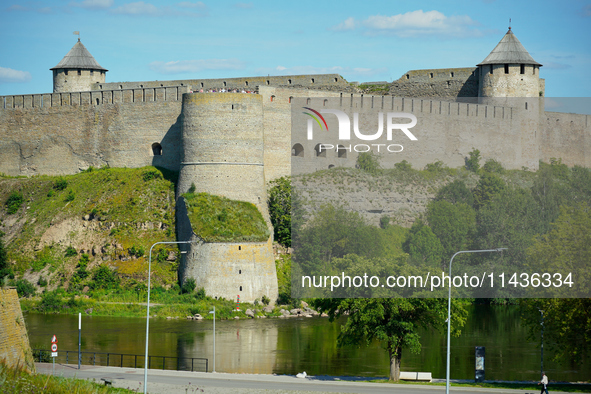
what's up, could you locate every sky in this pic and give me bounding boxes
[0,0,590,98]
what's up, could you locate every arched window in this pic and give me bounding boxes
[328,164,335,169]
[337,145,347,158]
[270,95,275,102]
[152,143,162,156]
[314,143,326,158]
[291,144,304,157]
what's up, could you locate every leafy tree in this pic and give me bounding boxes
[427,201,476,261]
[379,215,390,229]
[435,179,474,206]
[312,298,467,381]
[53,177,68,191]
[356,152,381,174]
[294,204,384,275]
[268,177,292,247]
[472,172,505,210]
[402,220,444,267]
[466,148,481,173]
[482,158,504,174]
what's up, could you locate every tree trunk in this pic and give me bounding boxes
[388,346,402,381]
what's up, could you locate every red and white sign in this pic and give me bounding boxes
[51,343,58,352]
[51,335,57,343]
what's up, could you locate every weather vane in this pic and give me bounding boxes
[509,18,511,30]
[73,31,80,41]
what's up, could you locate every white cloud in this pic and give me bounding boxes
[331,17,357,31]
[543,62,572,70]
[583,4,591,17]
[332,10,482,38]
[70,0,114,10]
[149,59,245,74]
[0,67,32,83]
[110,1,159,15]
[6,4,53,13]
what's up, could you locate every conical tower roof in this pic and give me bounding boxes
[50,39,108,71]
[478,28,541,66]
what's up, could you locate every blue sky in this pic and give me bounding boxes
[1,0,590,97]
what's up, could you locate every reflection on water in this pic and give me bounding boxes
[24,305,590,382]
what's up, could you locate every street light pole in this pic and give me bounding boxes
[446,248,507,394]
[209,306,216,373]
[538,308,544,378]
[144,240,192,394]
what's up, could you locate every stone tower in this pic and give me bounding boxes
[50,38,107,93]
[477,28,543,98]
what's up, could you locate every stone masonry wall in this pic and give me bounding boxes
[0,288,35,372]
[390,68,479,98]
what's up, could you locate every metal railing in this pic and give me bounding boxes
[33,349,208,372]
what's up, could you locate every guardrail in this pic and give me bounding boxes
[33,349,208,372]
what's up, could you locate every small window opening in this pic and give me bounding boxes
[306,98,311,105]
[90,70,94,76]
[239,270,242,274]
[288,96,293,103]
[328,165,335,169]
[95,98,99,105]
[314,143,326,158]
[311,78,315,84]
[239,286,242,291]
[334,77,338,82]
[77,69,81,75]
[266,80,270,85]
[520,64,525,74]
[119,85,123,89]
[245,81,248,86]
[429,72,434,78]
[200,82,204,87]
[291,143,304,157]
[270,95,275,102]
[152,142,162,156]
[223,81,227,87]
[288,79,292,84]
[525,102,528,110]
[323,99,328,106]
[406,74,409,79]
[65,70,68,76]
[504,64,509,74]
[450,72,454,78]
[239,245,241,250]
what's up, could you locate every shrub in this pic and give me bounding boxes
[129,245,145,258]
[195,287,206,300]
[39,291,62,311]
[482,158,505,174]
[394,160,412,171]
[379,216,390,229]
[16,279,36,298]
[181,278,196,294]
[38,276,48,287]
[356,152,381,174]
[91,264,120,290]
[142,169,162,182]
[64,190,75,202]
[466,148,481,173]
[262,295,270,306]
[53,177,68,191]
[5,191,24,214]
[65,246,77,257]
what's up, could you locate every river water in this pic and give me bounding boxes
[24,304,589,382]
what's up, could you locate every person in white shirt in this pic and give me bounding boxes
[538,372,548,394]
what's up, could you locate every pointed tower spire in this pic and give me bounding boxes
[50,39,107,93]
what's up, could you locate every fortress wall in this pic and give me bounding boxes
[176,197,278,304]
[94,74,348,92]
[390,68,479,98]
[0,288,35,372]
[540,112,591,168]
[178,93,269,218]
[258,86,342,183]
[291,96,528,174]
[0,100,183,176]
[1,86,189,110]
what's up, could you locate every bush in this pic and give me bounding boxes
[262,295,270,306]
[65,246,77,257]
[394,160,412,171]
[16,279,36,298]
[53,177,68,191]
[64,190,75,202]
[142,169,162,182]
[129,245,145,258]
[181,278,196,294]
[356,152,381,174]
[5,191,24,214]
[39,291,62,311]
[195,287,206,300]
[91,264,120,290]
[482,158,505,174]
[379,216,390,229]
[466,148,481,173]
[37,276,48,287]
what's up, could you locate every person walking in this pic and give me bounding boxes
[538,372,548,394]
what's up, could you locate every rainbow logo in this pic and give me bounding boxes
[303,107,328,131]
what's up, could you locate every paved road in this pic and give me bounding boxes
[34,363,546,394]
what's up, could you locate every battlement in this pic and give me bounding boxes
[1,85,191,109]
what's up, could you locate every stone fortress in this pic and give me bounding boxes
[1,29,589,302]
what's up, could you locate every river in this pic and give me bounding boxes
[24,304,589,382]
